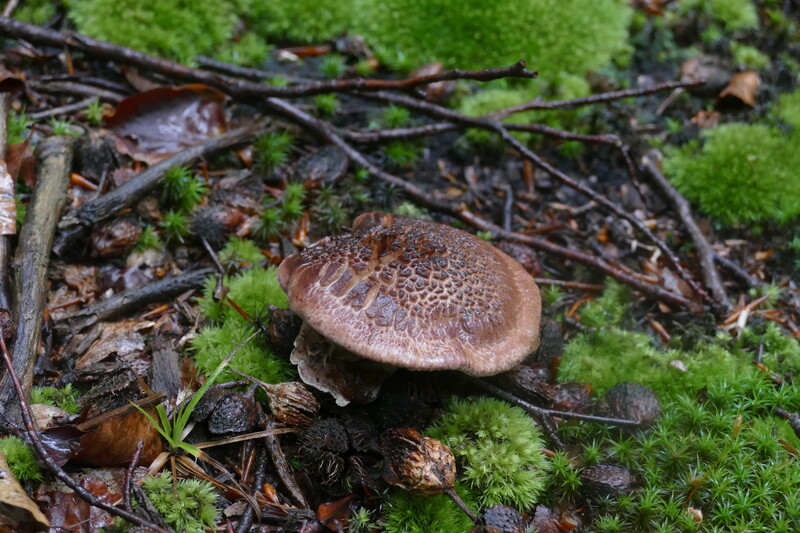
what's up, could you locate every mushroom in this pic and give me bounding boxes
[277,212,541,405]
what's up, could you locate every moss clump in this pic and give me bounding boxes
[428,397,550,509]
[561,327,754,398]
[664,123,800,225]
[218,237,264,269]
[13,0,57,25]
[66,0,242,63]
[190,320,292,386]
[142,471,219,533]
[731,43,770,70]
[775,88,800,129]
[707,0,759,31]
[382,485,476,533]
[577,279,631,329]
[31,384,80,414]
[198,266,287,324]
[0,436,42,483]
[354,0,632,73]
[246,0,352,44]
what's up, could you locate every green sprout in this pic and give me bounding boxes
[320,53,347,79]
[83,99,107,127]
[254,131,295,172]
[252,206,284,241]
[161,166,208,212]
[160,210,190,244]
[313,94,340,117]
[8,109,32,145]
[135,225,162,252]
[48,118,82,137]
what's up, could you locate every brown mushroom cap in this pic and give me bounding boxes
[278,212,541,376]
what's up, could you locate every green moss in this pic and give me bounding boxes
[664,124,800,225]
[142,471,219,533]
[383,486,476,533]
[135,225,162,252]
[0,436,42,483]
[31,384,80,414]
[198,265,287,324]
[160,210,190,244]
[246,0,352,44]
[161,166,208,213]
[428,397,550,509]
[190,320,291,384]
[213,32,272,67]
[254,131,295,172]
[707,0,759,31]
[578,279,630,328]
[13,0,57,26]
[731,43,770,70]
[560,328,754,398]
[577,376,800,531]
[353,0,632,74]
[775,88,800,129]
[219,237,264,268]
[66,0,242,64]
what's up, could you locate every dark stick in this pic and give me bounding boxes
[641,151,731,313]
[234,444,269,533]
[0,332,173,532]
[491,80,704,117]
[263,418,309,508]
[58,267,214,333]
[123,440,145,513]
[467,376,643,428]
[263,97,697,310]
[0,18,536,99]
[0,136,73,426]
[29,96,98,120]
[53,122,265,254]
[27,80,124,104]
[714,252,764,289]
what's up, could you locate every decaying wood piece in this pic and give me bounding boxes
[58,267,214,333]
[0,136,73,424]
[53,123,265,254]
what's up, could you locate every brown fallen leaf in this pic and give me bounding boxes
[0,451,49,533]
[35,469,123,533]
[79,408,164,466]
[76,319,153,371]
[719,71,760,107]
[105,84,227,164]
[691,109,721,129]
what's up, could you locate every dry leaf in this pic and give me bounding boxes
[79,408,164,466]
[0,451,49,532]
[719,71,760,107]
[76,319,153,371]
[691,109,721,128]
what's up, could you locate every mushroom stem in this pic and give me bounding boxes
[444,487,478,524]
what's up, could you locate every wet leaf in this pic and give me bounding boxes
[5,140,34,189]
[79,408,164,466]
[105,84,227,164]
[0,451,49,532]
[35,470,123,533]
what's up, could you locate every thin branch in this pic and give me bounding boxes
[490,80,705,118]
[641,151,731,313]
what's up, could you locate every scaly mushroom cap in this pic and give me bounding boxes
[278,212,541,376]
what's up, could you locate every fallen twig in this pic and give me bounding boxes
[0,136,73,425]
[641,150,731,313]
[57,267,214,334]
[0,92,12,310]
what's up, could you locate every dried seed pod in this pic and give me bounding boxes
[480,505,525,533]
[550,382,593,413]
[207,392,262,435]
[299,418,351,486]
[90,215,141,257]
[381,428,455,496]
[266,381,320,429]
[603,381,661,426]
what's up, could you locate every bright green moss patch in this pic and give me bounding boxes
[198,265,287,324]
[354,0,632,73]
[664,123,800,225]
[428,397,550,509]
[218,237,265,268]
[775,88,800,129]
[31,384,80,414]
[191,320,291,385]
[0,436,42,483]
[561,327,755,398]
[382,485,476,533]
[66,0,241,63]
[246,0,352,44]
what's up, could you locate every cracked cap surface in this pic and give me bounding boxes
[278,212,541,376]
